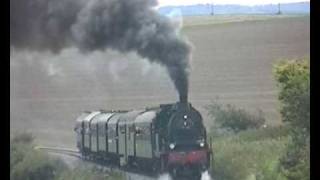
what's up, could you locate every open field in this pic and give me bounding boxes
[182,14,308,27]
[10,15,309,148]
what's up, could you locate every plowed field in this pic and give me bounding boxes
[10,15,310,147]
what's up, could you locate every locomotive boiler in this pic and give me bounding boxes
[74,102,212,179]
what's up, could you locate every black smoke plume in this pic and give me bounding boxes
[10,0,191,102]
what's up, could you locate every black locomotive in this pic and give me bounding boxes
[74,102,212,179]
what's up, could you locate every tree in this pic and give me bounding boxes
[273,59,310,180]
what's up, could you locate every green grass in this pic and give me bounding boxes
[56,165,123,180]
[210,126,289,180]
[10,133,124,180]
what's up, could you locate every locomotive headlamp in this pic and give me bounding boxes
[169,143,175,149]
[198,139,205,147]
[183,115,188,126]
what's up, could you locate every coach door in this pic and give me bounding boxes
[118,118,127,166]
[97,113,114,153]
[84,111,101,153]
[118,110,143,166]
[134,111,156,159]
[107,114,121,155]
[75,113,89,150]
[127,111,144,158]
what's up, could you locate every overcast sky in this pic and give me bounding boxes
[157,0,310,7]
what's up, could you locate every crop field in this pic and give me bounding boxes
[10,15,309,148]
[182,14,306,26]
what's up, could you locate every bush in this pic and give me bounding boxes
[10,133,66,180]
[11,152,66,180]
[208,127,291,180]
[10,133,124,180]
[206,101,266,133]
[11,132,36,172]
[273,59,310,180]
[56,165,124,180]
[280,139,310,180]
[211,127,289,180]
[273,59,310,131]
[11,132,34,144]
[237,125,290,142]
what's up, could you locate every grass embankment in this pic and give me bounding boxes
[210,126,289,180]
[10,132,124,180]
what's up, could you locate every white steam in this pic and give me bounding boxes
[158,173,172,180]
[201,171,213,180]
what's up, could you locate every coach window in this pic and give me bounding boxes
[120,126,126,134]
[135,126,142,136]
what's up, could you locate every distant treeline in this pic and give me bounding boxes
[158,2,310,16]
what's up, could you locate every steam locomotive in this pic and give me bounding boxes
[74,102,212,179]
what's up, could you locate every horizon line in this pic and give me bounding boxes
[156,1,310,8]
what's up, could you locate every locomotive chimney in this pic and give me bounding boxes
[177,93,189,111]
[179,94,188,104]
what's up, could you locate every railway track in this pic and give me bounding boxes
[34,146,212,180]
[34,146,158,180]
[34,146,82,158]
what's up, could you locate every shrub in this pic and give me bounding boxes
[273,59,310,132]
[10,133,124,180]
[10,133,66,180]
[211,127,289,180]
[237,125,290,142]
[273,59,310,180]
[11,151,66,180]
[11,132,34,144]
[206,101,266,133]
[11,132,36,172]
[56,165,124,180]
